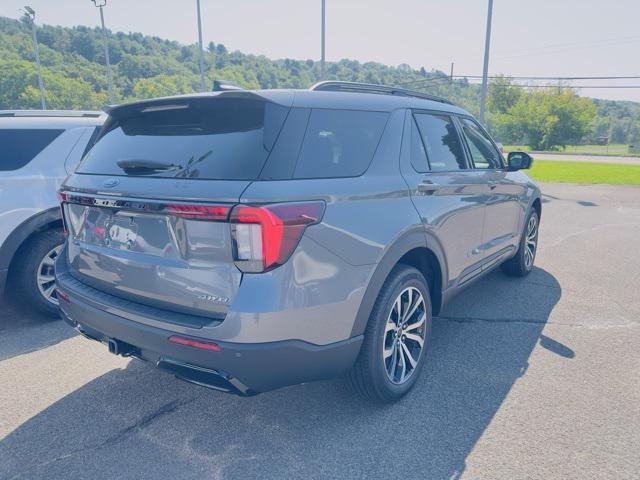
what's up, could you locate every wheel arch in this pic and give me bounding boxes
[1,208,62,276]
[531,196,542,219]
[350,230,446,337]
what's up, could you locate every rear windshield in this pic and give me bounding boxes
[0,129,64,171]
[77,98,289,180]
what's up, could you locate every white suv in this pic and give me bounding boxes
[0,110,104,316]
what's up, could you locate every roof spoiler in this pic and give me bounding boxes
[212,79,244,91]
[102,91,274,119]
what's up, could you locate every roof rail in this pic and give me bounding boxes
[0,110,103,118]
[309,81,453,105]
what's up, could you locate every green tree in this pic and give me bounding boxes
[132,74,196,99]
[487,76,522,114]
[495,88,595,150]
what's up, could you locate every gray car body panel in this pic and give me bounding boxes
[56,88,540,393]
[0,112,104,293]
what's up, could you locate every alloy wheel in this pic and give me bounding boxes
[36,244,63,306]
[382,286,427,384]
[524,214,538,269]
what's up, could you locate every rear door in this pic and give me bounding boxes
[457,116,522,267]
[400,110,488,288]
[62,95,290,320]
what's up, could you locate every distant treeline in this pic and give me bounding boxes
[1,16,638,149]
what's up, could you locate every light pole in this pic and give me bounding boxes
[92,0,114,104]
[320,0,326,79]
[22,6,46,109]
[479,0,494,124]
[196,0,206,92]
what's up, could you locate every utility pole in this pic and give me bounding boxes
[479,0,494,124]
[23,7,46,109]
[320,0,326,79]
[196,0,206,92]
[449,61,454,98]
[92,0,114,104]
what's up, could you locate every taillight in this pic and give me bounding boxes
[57,191,69,237]
[165,204,230,221]
[230,201,325,272]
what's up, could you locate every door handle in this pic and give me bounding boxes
[488,180,498,190]
[418,182,441,194]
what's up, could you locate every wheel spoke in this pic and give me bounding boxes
[402,292,423,323]
[393,297,402,323]
[385,321,397,334]
[42,257,55,267]
[384,342,396,360]
[389,345,399,380]
[404,332,424,347]
[401,342,418,369]
[398,346,407,382]
[405,313,426,333]
[39,274,55,283]
[43,283,55,298]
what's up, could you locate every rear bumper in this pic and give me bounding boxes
[56,273,363,395]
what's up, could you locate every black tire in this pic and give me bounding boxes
[501,209,540,277]
[10,229,65,318]
[346,264,432,403]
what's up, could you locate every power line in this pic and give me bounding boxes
[455,75,640,81]
[475,84,640,89]
[398,75,640,87]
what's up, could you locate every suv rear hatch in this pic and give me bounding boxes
[61,93,292,321]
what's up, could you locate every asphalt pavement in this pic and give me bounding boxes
[1,182,639,480]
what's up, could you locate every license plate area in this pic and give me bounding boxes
[105,216,138,250]
[66,203,174,257]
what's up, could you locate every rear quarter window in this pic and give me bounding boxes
[293,109,388,179]
[0,129,64,171]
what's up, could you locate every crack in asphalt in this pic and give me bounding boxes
[436,315,638,329]
[7,396,198,480]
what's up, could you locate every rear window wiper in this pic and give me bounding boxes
[116,159,183,175]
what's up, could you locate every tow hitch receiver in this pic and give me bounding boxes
[107,338,138,357]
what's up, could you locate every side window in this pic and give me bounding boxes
[413,113,467,171]
[459,118,502,169]
[293,109,388,179]
[0,129,64,171]
[410,117,429,172]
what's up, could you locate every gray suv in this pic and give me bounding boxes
[55,81,541,402]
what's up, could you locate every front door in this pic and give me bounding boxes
[457,117,523,267]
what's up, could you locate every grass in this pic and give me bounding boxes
[528,160,640,185]
[504,144,638,157]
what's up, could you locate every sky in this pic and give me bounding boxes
[2,0,640,102]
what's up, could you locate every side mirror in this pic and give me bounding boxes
[507,151,533,171]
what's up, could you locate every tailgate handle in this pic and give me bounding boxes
[418,181,441,194]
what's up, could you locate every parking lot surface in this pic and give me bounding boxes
[1,183,639,480]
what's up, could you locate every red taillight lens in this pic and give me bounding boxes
[57,192,69,237]
[168,335,221,352]
[165,204,230,221]
[230,201,325,272]
[56,289,70,303]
